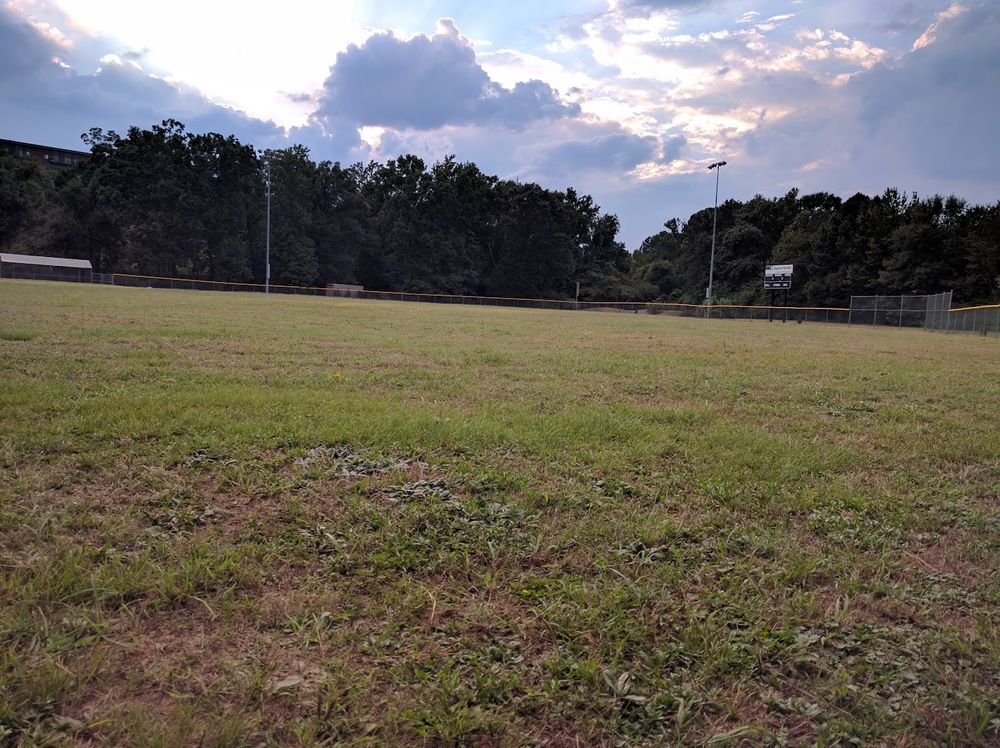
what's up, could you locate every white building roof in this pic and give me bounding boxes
[0,253,92,270]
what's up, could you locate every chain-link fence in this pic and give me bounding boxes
[100,274,853,321]
[923,291,999,336]
[8,271,991,331]
[848,292,998,335]
[109,273,303,294]
[848,295,933,328]
[925,291,953,330]
[0,262,92,283]
[937,305,1000,336]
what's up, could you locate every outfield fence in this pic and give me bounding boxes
[849,294,934,328]
[846,292,999,336]
[103,273,852,322]
[7,272,996,333]
[923,291,999,336]
[925,291,953,330]
[933,304,1000,336]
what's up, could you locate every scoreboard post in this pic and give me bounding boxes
[764,264,794,321]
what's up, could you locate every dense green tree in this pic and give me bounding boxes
[360,154,430,291]
[483,181,576,298]
[669,199,740,304]
[69,121,263,279]
[714,222,770,303]
[37,168,121,272]
[311,161,372,286]
[877,195,963,295]
[0,150,51,251]
[773,209,847,306]
[263,146,319,286]
[412,156,495,294]
[959,202,1000,302]
[631,218,683,300]
[633,185,997,307]
[3,118,998,307]
[735,191,802,249]
[183,132,261,281]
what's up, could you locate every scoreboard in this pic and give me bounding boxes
[764,264,794,290]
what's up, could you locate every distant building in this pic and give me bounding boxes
[0,253,93,283]
[0,139,90,169]
[325,283,364,298]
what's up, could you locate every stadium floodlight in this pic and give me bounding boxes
[706,160,727,318]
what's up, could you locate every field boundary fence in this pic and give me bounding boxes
[1,264,93,283]
[932,304,1000,337]
[848,294,936,328]
[6,272,995,332]
[925,291,952,330]
[848,292,999,336]
[923,289,1000,335]
[847,291,1000,336]
[99,273,852,322]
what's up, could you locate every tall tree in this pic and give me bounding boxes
[73,120,263,279]
[360,154,429,291]
[483,181,576,298]
[0,150,50,251]
[773,209,846,306]
[878,194,961,295]
[263,145,319,287]
[413,156,495,294]
[959,201,1000,303]
[311,160,372,286]
[184,131,261,281]
[631,218,684,300]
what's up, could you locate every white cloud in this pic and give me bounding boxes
[913,2,967,50]
[479,48,589,94]
[25,0,365,128]
[2,0,998,251]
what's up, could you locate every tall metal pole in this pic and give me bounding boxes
[264,159,271,294]
[706,160,726,318]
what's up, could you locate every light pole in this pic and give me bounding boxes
[706,160,726,318]
[264,158,272,294]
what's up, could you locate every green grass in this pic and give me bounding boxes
[1,279,999,746]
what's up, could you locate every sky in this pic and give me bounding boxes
[2,0,998,250]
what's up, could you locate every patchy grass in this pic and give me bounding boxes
[1,279,999,746]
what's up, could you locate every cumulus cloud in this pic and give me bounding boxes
[0,10,68,82]
[727,2,1000,209]
[3,0,998,252]
[314,18,580,132]
[528,130,686,179]
[912,2,968,50]
[617,0,716,13]
[852,3,1000,182]
[0,6,284,150]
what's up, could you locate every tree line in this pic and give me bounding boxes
[636,189,1000,307]
[2,119,998,305]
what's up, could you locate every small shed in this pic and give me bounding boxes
[0,253,93,283]
[325,283,364,298]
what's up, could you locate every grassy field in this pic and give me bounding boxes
[1,280,998,747]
